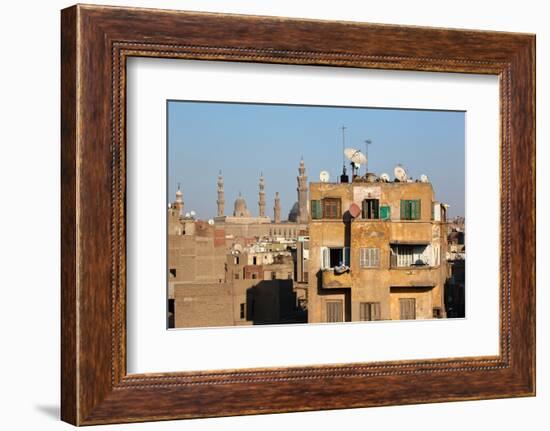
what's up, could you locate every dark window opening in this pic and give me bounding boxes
[362,199,379,219]
[169,268,176,278]
[329,248,343,268]
[240,303,245,319]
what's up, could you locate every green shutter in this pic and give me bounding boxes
[380,205,390,220]
[413,199,421,220]
[401,200,411,220]
[311,200,321,219]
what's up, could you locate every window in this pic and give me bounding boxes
[253,256,257,265]
[240,303,245,319]
[390,244,431,267]
[321,247,350,269]
[322,198,341,219]
[234,273,239,280]
[380,205,391,220]
[251,273,257,279]
[400,199,421,220]
[271,271,276,280]
[360,248,380,268]
[234,256,239,265]
[399,298,416,320]
[169,268,176,278]
[362,199,379,219]
[360,302,381,321]
[311,200,322,219]
[326,300,343,322]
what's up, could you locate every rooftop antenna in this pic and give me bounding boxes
[364,139,372,174]
[340,126,349,183]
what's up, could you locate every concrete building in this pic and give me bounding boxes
[168,159,310,328]
[445,218,466,318]
[307,177,448,323]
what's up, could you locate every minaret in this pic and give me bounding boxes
[216,170,225,217]
[274,192,281,223]
[258,173,266,217]
[297,158,308,223]
[174,183,184,217]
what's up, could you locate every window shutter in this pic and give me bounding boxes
[380,205,390,220]
[373,199,380,219]
[373,302,381,320]
[400,200,407,219]
[344,247,350,266]
[415,199,421,220]
[321,247,329,269]
[311,200,321,219]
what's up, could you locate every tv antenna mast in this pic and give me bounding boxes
[364,139,372,174]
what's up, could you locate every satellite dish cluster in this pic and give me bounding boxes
[318,147,430,184]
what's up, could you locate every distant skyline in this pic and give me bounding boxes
[168,101,465,219]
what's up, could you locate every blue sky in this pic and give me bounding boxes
[168,101,465,219]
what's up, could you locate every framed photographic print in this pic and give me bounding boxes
[61,4,535,425]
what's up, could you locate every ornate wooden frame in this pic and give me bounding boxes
[61,4,535,425]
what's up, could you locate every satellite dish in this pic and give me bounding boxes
[420,174,429,183]
[349,202,361,218]
[185,212,191,218]
[344,148,367,177]
[394,165,408,182]
[380,173,390,182]
[208,219,214,225]
[190,210,196,217]
[319,170,330,183]
[344,148,368,165]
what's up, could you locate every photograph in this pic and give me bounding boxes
[167,101,466,328]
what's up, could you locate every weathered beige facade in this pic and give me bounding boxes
[307,180,448,323]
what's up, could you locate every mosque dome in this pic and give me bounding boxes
[233,194,251,217]
[288,201,299,222]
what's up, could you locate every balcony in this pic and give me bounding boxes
[389,266,440,287]
[322,269,352,288]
